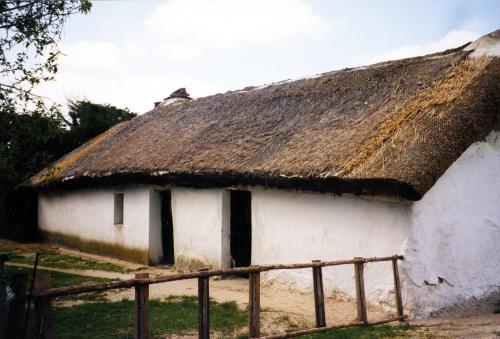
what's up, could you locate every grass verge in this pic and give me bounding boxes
[51,296,247,339]
[7,248,132,273]
[5,265,111,302]
[301,323,419,338]
[5,265,111,288]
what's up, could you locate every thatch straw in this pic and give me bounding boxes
[31,122,128,186]
[31,48,500,200]
[338,56,492,176]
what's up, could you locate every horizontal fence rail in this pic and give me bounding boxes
[33,255,403,298]
[26,254,406,339]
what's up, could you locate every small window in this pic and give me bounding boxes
[114,193,124,225]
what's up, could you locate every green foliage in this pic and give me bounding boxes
[66,100,136,148]
[0,109,67,186]
[0,1,92,110]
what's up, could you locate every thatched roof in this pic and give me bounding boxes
[32,31,500,200]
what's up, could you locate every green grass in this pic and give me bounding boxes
[8,249,132,273]
[5,265,111,302]
[300,323,418,338]
[51,296,247,339]
[6,265,246,338]
[5,265,111,288]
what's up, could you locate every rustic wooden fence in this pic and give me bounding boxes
[26,254,406,339]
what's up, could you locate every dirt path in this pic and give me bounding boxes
[5,262,135,280]
[410,291,500,338]
[408,314,500,338]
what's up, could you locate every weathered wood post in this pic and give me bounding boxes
[248,266,261,338]
[8,273,27,339]
[0,253,8,339]
[354,257,367,324]
[34,272,52,339]
[391,258,404,318]
[134,272,150,339]
[198,268,210,339]
[312,260,326,328]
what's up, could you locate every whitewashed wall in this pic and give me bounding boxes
[38,185,152,260]
[404,130,500,316]
[148,189,163,264]
[252,190,411,307]
[170,188,230,269]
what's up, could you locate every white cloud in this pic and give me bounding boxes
[34,0,328,112]
[60,41,126,72]
[144,0,328,60]
[352,29,480,66]
[37,72,223,113]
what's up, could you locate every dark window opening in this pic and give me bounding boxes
[160,191,175,265]
[114,193,124,225]
[230,190,252,268]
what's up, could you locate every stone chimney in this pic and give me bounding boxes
[165,88,191,100]
[155,88,192,108]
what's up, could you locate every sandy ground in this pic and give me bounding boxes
[2,239,500,337]
[410,291,500,338]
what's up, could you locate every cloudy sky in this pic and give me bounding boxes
[36,0,500,114]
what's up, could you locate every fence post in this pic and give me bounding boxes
[354,257,367,324]
[312,260,326,328]
[0,254,8,339]
[248,267,261,338]
[34,272,52,339]
[198,268,210,339]
[134,272,149,339]
[9,273,27,339]
[392,258,404,318]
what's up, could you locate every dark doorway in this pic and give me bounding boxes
[230,190,252,268]
[160,191,174,265]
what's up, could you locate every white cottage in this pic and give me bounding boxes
[32,31,500,316]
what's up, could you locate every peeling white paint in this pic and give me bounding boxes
[403,130,500,316]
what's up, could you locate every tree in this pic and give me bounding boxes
[0,100,136,239]
[66,100,136,149]
[0,108,68,239]
[0,0,92,111]
[0,2,140,240]
[0,1,92,239]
